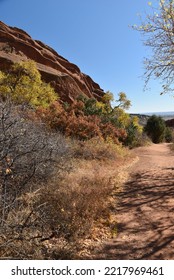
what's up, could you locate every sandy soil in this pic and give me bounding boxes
[93,143,174,260]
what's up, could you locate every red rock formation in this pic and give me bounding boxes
[0,21,105,103]
[165,118,174,128]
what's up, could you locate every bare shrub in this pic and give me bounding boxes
[0,100,71,259]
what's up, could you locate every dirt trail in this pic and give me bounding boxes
[94,143,174,260]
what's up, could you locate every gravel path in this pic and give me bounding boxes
[94,143,174,259]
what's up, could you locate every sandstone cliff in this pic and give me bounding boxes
[0,21,105,103]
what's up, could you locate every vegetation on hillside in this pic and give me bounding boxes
[0,60,145,147]
[0,60,140,259]
[0,60,173,259]
[0,60,57,107]
[0,99,132,259]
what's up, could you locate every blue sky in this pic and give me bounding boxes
[0,0,173,113]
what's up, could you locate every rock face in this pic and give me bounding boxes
[0,21,105,103]
[165,119,174,128]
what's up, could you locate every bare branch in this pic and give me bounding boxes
[133,0,174,94]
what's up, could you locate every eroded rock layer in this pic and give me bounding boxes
[0,21,105,102]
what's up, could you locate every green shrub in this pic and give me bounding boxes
[144,115,166,143]
[165,127,173,143]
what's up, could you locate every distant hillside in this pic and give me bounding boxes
[146,112,174,121]
[131,112,174,127]
[165,118,174,128]
[0,21,105,104]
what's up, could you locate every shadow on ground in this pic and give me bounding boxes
[94,168,174,259]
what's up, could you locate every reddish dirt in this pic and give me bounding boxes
[94,143,174,260]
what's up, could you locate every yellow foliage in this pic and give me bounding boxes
[0,71,5,80]
[0,60,57,108]
[96,101,111,114]
[113,107,130,128]
[132,116,143,133]
[102,91,114,103]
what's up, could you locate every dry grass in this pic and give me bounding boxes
[72,137,128,160]
[0,136,136,259]
[38,141,136,259]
